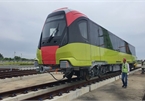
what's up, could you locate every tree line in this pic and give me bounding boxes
[0,53,34,61]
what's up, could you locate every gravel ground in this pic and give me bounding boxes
[0,72,64,93]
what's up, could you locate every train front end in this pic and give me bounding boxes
[37,9,68,70]
[36,8,90,80]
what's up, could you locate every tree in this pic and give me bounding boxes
[21,58,28,61]
[14,56,21,61]
[0,53,4,60]
[4,57,9,61]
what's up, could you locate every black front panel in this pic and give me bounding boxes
[38,11,68,48]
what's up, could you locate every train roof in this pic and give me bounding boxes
[53,7,87,17]
[51,8,134,48]
[50,7,88,26]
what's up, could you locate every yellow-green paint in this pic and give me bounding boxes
[56,43,136,66]
[99,46,135,64]
[36,49,43,64]
[37,43,136,66]
[56,43,91,66]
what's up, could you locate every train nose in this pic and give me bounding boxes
[41,46,59,65]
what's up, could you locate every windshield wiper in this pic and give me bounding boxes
[47,24,59,43]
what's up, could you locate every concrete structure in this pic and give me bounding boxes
[44,68,142,101]
[73,69,144,101]
[1,68,142,101]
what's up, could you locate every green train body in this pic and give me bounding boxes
[36,8,136,80]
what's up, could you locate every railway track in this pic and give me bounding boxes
[0,77,78,100]
[24,72,120,100]
[0,67,140,101]
[25,68,140,101]
[0,68,18,72]
[0,70,38,79]
[0,71,121,101]
[0,67,60,79]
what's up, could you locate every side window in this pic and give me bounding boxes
[89,22,99,46]
[119,39,126,53]
[110,33,119,51]
[129,44,136,55]
[98,27,104,47]
[125,42,131,54]
[102,29,113,50]
[78,20,88,39]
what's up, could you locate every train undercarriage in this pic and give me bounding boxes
[36,60,134,81]
[62,64,122,81]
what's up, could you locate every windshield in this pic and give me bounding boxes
[42,14,66,39]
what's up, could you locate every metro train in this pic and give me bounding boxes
[36,8,136,80]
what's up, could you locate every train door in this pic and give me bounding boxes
[98,27,114,63]
[89,22,101,62]
[98,27,104,61]
[78,19,91,61]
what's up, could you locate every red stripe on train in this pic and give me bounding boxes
[41,46,59,64]
[66,10,87,26]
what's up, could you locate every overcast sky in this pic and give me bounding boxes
[0,0,145,59]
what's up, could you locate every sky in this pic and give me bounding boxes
[0,0,145,59]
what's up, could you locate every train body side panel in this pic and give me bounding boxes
[37,44,136,66]
[99,47,119,64]
[118,52,136,63]
[90,45,101,62]
[99,47,136,64]
[56,43,91,66]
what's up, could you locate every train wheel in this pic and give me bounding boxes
[102,67,107,74]
[93,65,101,78]
[66,72,73,80]
[83,70,90,81]
[92,66,99,77]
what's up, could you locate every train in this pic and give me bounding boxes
[36,7,136,80]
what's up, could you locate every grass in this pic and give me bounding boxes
[0,61,34,66]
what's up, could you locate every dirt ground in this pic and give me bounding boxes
[73,70,145,101]
[0,72,64,93]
